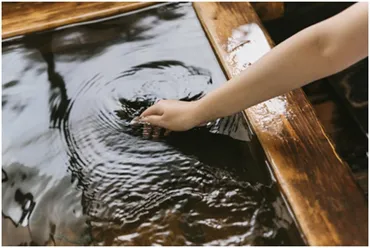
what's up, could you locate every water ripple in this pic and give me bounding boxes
[2,2,300,246]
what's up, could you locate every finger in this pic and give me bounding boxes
[140,103,163,117]
[152,126,161,140]
[130,116,142,126]
[141,115,164,128]
[142,123,153,139]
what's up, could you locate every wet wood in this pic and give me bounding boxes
[260,1,368,197]
[2,2,157,39]
[194,2,368,246]
[251,2,284,21]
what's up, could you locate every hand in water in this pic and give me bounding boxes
[135,100,202,133]
[130,119,171,139]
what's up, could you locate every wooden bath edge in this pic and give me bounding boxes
[2,2,368,246]
[193,2,367,246]
[2,2,158,39]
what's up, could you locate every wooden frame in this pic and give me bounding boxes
[193,2,367,246]
[2,2,368,246]
[2,2,156,39]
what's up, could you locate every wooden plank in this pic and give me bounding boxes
[2,2,157,39]
[193,2,368,246]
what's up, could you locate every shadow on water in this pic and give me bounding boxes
[21,34,70,129]
[2,3,303,245]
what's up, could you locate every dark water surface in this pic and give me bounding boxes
[2,3,302,245]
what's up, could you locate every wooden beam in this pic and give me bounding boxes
[193,2,368,246]
[2,2,157,39]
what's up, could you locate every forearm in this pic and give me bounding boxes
[195,3,367,125]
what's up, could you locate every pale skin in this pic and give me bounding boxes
[139,3,368,132]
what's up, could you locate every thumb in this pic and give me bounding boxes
[141,115,164,127]
[141,103,163,117]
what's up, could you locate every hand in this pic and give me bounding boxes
[138,99,203,131]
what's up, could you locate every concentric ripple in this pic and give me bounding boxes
[61,61,294,245]
[2,2,302,246]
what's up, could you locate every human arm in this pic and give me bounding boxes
[140,2,368,131]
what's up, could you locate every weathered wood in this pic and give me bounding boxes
[260,1,368,197]
[2,2,157,39]
[193,2,368,246]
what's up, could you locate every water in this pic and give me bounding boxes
[2,3,302,245]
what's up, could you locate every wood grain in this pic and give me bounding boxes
[2,2,157,39]
[193,2,368,246]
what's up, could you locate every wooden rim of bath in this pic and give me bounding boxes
[2,2,157,39]
[193,2,367,246]
[2,2,368,246]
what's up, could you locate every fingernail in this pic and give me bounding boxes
[130,116,140,125]
[130,119,138,125]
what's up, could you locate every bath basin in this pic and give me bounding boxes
[2,2,367,246]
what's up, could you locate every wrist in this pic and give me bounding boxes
[190,99,211,126]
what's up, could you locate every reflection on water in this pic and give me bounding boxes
[2,163,90,245]
[2,3,301,245]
